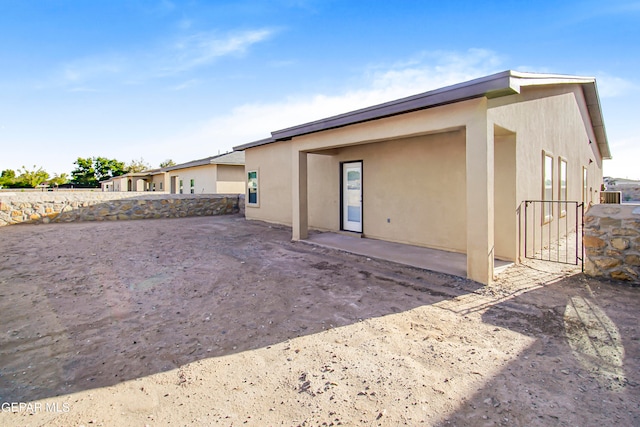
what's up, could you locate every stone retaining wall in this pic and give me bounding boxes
[584,204,640,283]
[0,192,245,226]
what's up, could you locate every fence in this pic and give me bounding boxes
[523,200,584,269]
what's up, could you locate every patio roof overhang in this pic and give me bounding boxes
[234,70,611,160]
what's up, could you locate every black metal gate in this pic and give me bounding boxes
[523,200,584,270]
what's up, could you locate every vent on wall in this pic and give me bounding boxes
[600,191,622,204]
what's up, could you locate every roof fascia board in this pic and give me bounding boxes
[271,71,518,141]
[234,137,277,151]
[234,70,611,159]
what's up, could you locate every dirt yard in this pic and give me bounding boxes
[0,215,638,426]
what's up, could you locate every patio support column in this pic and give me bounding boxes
[466,101,495,285]
[292,150,308,240]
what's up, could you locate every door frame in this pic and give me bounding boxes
[340,160,363,233]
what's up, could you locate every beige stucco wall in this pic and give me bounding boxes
[306,131,467,252]
[488,84,605,261]
[216,164,245,194]
[244,140,293,225]
[168,165,217,194]
[494,132,517,260]
[149,172,168,192]
[245,100,481,253]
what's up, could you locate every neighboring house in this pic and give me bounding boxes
[234,70,611,285]
[101,168,167,192]
[164,151,245,194]
[100,152,245,194]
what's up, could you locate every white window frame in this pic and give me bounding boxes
[542,151,554,224]
[583,167,588,205]
[247,170,259,207]
[559,157,567,217]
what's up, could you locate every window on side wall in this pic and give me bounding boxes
[583,167,588,205]
[179,179,183,194]
[159,182,163,190]
[190,179,195,194]
[247,170,259,206]
[559,158,567,217]
[542,151,553,223]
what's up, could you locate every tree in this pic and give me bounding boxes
[49,172,69,187]
[15,165,49,188]
[71,157,97,187]
[126,158,151,173]
[160,159,176,168]
[71,156,126,187]
[0,169,16,188]
[94,157,125,181]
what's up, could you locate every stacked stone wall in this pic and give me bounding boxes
[584,204,640,283]
[0,192,244,226]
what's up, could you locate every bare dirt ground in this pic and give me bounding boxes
[0,215,638,426]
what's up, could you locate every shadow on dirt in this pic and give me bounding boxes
[440,270,640,426]
[0,215,481,403]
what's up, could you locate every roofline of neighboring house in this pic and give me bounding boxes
[233,70,611,160]
[163,151,244,172]
[99,170,159,183]
[99,152,245,183]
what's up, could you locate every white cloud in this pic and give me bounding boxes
[54,28,274,88]
[61,54,127,85]
[170,79,200,91]
[594,73,638,97]
[161,28,275,74]
[190,49,504,149]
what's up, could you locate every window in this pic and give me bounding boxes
[247,170,259,206]
[583,167,588,205]
[159,182,163,190]
[190,179,195,194]
[559,158,567,217]
[543,152,553,223]
[179,179,183,194]
[152,183,156,191]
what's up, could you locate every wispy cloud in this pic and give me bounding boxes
[170,79,200,91]
[60,54,127,85]
[595,73,638,97]
[160,28,275,75]
[190,49,504,150]
[53,27,275,89]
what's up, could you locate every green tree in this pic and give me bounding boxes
[0,169,16,188]
[126,158,151,173]
[16,165,49,188]
[94,157,125,181]
[71,156,126,187]
[49,172,69,187]
[160,159,176,168]
[71,157,97,187]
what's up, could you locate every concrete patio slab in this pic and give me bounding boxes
[305,231,512,280]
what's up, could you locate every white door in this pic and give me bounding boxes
[342,161,362,233]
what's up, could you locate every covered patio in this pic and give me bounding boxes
[305,231,513,280]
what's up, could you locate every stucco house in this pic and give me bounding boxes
[234,70,611,285]
[100,151,245,194]
[164,151,245,194]
[101,168,166,192]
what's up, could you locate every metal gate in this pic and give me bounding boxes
[523,200,584,270]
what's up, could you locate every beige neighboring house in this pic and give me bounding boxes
[234,70,611,285]
[164,151,245,194]
[100,152,245,194]
[101,168,168,192]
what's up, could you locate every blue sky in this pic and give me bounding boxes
[1,0,638,179]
